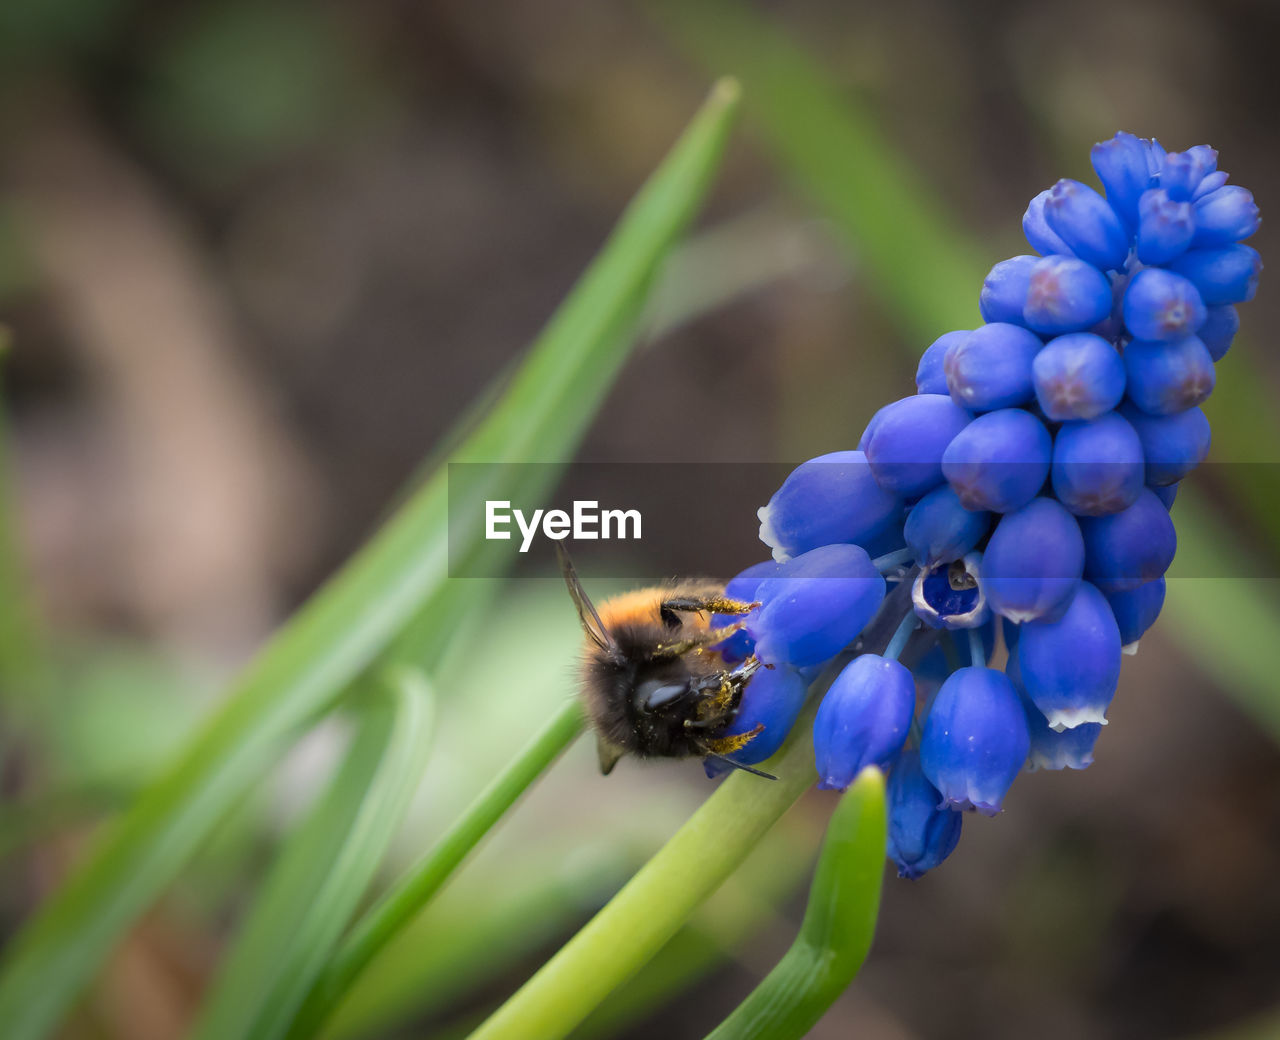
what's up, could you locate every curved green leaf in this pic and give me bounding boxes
[0,77,741,1040]
[192,667,434,1040]
[704,766,887,1040]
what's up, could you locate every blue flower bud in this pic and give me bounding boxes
[1016,582,1121,730]
[1105,576,1166,653]
[1007,650,1103,769]
[857,402,889,452]
[1022,255,1113,335]
[1135,188,1195,265]
[1159,146,1218,201]
[747,544,886,667]
[904,484,990,565]
[1198,305,1239,362]
[758,451,902,562]
[1151,483,1178,510]
[704,664,809,775]
[813,654,915,789]
[1023,189,1074,256]
[945,323,1042,412]
[942,408,1051,513]
[1122,268,1207,342]
[1193,185,1261,247]
[1044,179,1131,271]
[1090,131,1155,229]
[1192,170,1229,201]
[981,497,1084,623]
[920,666,1030,815]
[1051,412,1145,517]
[864,394,973,499]
[1118,401,1210,486]
[1080,488,1176,593]
[713,559,780,663]
[1031,332,1126,420]
[1123,336,1216,416]
[886,750,963,879]
[916,330,970,395]
[1166,244,1262,305]
[913,554,989,630]
[980,256,1037,326]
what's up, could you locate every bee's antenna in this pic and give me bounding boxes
[555,541,616,654]
[704,754,777,781]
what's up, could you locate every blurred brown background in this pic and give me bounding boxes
[1,1,1279,1038]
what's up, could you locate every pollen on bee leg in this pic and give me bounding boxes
[703,723,765,756]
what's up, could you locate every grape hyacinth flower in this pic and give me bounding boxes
[715,132,1261,878]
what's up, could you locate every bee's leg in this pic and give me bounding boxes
[661,595,759,619]
[654,622,758,659]
[703,753,777,781]
[683,657,762,730]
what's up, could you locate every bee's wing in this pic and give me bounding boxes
[555,542,616,654]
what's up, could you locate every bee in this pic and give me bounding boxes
[556,544,773,778]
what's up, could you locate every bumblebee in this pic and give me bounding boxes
[557,544,772,778]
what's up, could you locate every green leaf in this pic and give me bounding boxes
[288,699,585,1039]
[652,0,984,344]
[191,667,433,1040]
[464,697,822,1040]
[0,77,741,1040]
[703,767,886,1040]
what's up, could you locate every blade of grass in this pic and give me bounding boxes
[0,78,741,1040]
[652,0,984,344]
[192,666,434,1040]
[287,699,585,1039]
[703,767,886,1040]
[464,699,820,1040]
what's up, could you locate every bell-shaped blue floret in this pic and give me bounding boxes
[1105,576,1167,653]
[942,407,1051,513]
[1166,244,1262,305]
[1080,489,1177,594]
[1023,255,1112,334]
[746,544,886,667]
[1023,189,1075,256]
[979,256,1037,326]
[1198,305,1239,362]
[1044,179,1131,271]
[705,664,809,775]
[1122,268,1208,342]
[863,394,972,498]
[1031,332,1126,421]
[1124,336,1216,416]
[1193,185,1261,247]
[1009,651,1103,769]
[904,484,990,566]
[1136,188,1195,265]
[945,323,1042,412]
[916,330,970,395]
[886,750,963,879]
[1051,412,1145,517]
[920,666,1030,815]
[1159,147,1218,201]
[981,498,1084,624]
[712,559,779,663]
[1090,132,1156,230]
[813,654,915,790]
[912,554,988,630]
[1016,581,1121,731]
[757,450,902,563]
[1118,402,1211,486]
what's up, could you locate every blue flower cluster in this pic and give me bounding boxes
[715,133,1261,878]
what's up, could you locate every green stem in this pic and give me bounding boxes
[288,699,586,1038]
[704,767,887,1040]
[464,704,820,1040]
